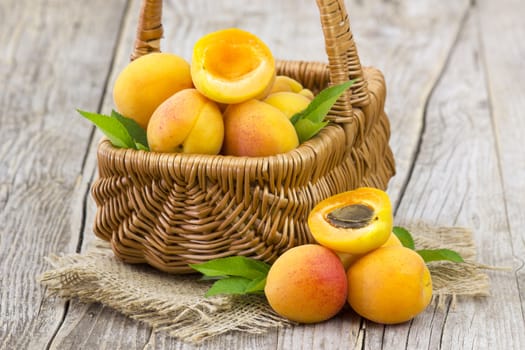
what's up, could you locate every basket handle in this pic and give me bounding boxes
[131,0,370,118]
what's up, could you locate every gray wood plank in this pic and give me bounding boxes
[0,0,129,349]
[365,6,525,350]
[47,1,480,349]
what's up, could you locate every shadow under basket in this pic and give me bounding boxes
[91,0,396,274]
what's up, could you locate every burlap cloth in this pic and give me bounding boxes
[39,223,492,344]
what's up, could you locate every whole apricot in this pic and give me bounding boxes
[191,28,275,104]
[113,52,193,129]
[222,99,299,156]
[147,89,224,154]
[264,244,348,323]
[263,91,311,119]
[336,232,402,270]
[347,246,433,324]
[269,75,303,94]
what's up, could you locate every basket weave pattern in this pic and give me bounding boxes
[92,0,395,273]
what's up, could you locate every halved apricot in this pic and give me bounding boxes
[191,28,275,104]
[308,187,393,255]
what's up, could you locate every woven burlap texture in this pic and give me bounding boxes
[39,223,491,344]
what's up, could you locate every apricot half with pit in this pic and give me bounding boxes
[191,28,275,104]
[308,187,393,255]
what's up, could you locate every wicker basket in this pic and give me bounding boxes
[91,0,396,274]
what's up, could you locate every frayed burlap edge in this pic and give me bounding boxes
[39,247,293,344]
[39,223,493,344]
[403,222,497,309]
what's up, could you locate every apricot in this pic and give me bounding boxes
[113,52,193,129]
[222,99,299,156]
[147,89,224,154]
[264,244,348,323]
[191,28,275,104]
[269,75,303,94]
[308,187,393,255]
[263,91,311,119]
[347,246,433,324]
[336,232,402,270]
[298,88,315,100]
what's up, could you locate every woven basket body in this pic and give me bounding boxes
[92,0,396,273]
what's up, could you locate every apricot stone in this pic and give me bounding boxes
[222,99,298,156]
[147,89,224,154]
[264,244,348,323]
[113,52,193,129]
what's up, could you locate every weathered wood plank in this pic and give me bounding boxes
[0,0,129,349]
[477,0,525,320]
[364,7,525,349]
[47,1,479,349]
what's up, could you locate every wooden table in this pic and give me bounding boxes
[2,0,524,348]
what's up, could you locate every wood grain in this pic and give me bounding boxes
[0,0,129,349]
[2,0,524,349]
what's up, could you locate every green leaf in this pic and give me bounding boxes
[205,276,252,297]
[416,249,465,263]
[77,109,135,149]
[292,80,354,124]
[244,276,267,293]
[111,110,149,150]
[293,118,329,143]
[189,256,270,280]
[393,226,415,250]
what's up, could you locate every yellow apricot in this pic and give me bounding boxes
[147,89,224,154]
[269,75,303,94]
[113,52,193,129]
[298,88,315,100]
[264,244,348,323]
[263,91,311,119]
[191,28,275,104]
[336,232,402,270]
[222,99,299,156]
[347,246,433,324]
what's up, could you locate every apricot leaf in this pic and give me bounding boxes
[416,249,465,263]
[77,109,149,151]
[204,277,253,297]
[189,256,270,280]
[77,109,135,149]
[111,110,149,149]
[294,118,329,143]
[291,80,354,143]
[191,256,270,297]
[393,226,415,250]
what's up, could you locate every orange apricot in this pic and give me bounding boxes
[113,52,193,129]
[347,246,433,324]
[222,99,298,156]
[264,244,348,323]
[146,89,224,154]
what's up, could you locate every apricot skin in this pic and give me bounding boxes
[222,99,299,157]
[146,89,224,154]
[264,244,348,323]
[347,246,433,324]
[336,232,402,270]
[113,53,193,129]
[263,91,311,119]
